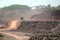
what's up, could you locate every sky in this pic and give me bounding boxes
[0,0,60,8]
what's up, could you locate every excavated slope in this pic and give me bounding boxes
[13,21,59,34]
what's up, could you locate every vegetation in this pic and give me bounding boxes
[48,5,60,20]
[50,5,60,10]
[0,4,30,10]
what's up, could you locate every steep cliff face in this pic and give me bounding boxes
[14,21,59,34]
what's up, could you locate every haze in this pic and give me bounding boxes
[0,0,60,8]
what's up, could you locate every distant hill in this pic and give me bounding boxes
[0,4,30,10]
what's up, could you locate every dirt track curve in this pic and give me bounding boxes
[0,32,30,40]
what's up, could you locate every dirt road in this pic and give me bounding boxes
[0,32,30,40]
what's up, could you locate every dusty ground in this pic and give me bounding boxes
[0,31,31,40]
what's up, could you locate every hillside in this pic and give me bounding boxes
[0,4,34,21]
[31,10,60,21]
